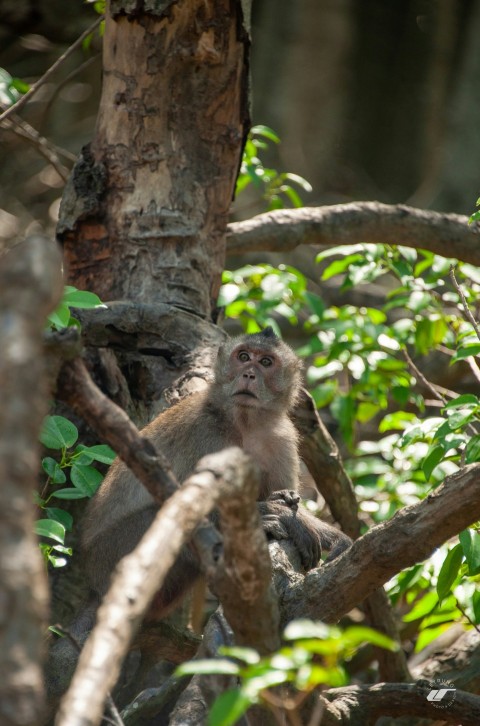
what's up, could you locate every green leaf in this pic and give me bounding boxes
[70,465,103,496]
[469,210,480,225]
[40,416,78,450]
[304,292,325,317]
[437,544,464,601]
[52,488,89,500]
[176,659,240,677]
[208,689,252,726]
[356,402,381,423]
[444,394,480,409]
[422,445,445,480]
[41,457,67,484]
[445,407,475,430]
[403,591,438,622]
[465,435,480,464]
[459,529,480,575]
[251,124,280,143]
[316,244,368,263]
[473,590,480,623]
[452,343,480,362]
[344,626,399,651]
[35,519,66,544]
[45,507,73,531]
[47,303,71,329]
[379,411,417,432]
[62,288,103,308]
[321,254,364,281]
[283,620,331,641]
[77,444,116,465]
[218,647,260,665]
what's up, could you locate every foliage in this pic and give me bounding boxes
[36,415,115,568]
[235,125,312,210]
[469,197,480,224]
[47,285,104,330]
[176,620,397,726]
[221,226,480,639]
[0,67,29,106]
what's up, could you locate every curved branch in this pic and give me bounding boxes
[287,463,480,622]
[56,448,250,726]
[227,203,480,264]
[321,682,480,726]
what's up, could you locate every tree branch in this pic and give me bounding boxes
[0,236,63,726]
[287,463,480,622]
[320,682,480,725]
[55,447,249,726]
[227,203,480,265]
[293,389,410,682]
[57,357,179,502]
[0,17,103,125]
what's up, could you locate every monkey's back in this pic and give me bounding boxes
[81,390,232,554]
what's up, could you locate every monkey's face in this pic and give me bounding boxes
[214,336,302,413]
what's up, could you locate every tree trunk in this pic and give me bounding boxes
[57,0,251,419]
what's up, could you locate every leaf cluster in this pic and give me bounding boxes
[36,415,114,568]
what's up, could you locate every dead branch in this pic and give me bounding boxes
[286,463,480,622]
[293,389,360,539]
[320,682,480,725]
[57,357,179,502]
[55,447,250,726]
[214,463,281,654]
[226,202,480,265]
[294,390,410,682]
[0,236,63,726]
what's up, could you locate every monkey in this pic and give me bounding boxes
[81,327,351,618]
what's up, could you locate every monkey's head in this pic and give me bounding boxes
[211,327,303,414]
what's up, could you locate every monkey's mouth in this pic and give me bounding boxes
[234,390,257,399]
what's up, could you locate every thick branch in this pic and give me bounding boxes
[214,463,280,654]
[227,203,480,265]
[321,683,480,726]
[293,390,360,539]
[0,236,63,726]
[57,357,179,501]
[55,448,247,726]
[294,390,410,682]
[288,463,480,621]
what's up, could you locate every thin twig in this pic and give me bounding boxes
[450,265,480,343]
[467,356,480,384]
[455,598,480,635]
[403,348,447,405]
[0,16,103,124]
[2,114,74,181]
[39,53,101,132]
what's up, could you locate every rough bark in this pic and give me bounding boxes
[227,203,480,265]
[59,0,250,319]
[0,236,63,726]
[320,682,480,726]
[294,389,410,683]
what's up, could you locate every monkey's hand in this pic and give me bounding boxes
[266,489,300,513]
[258,501,322,570]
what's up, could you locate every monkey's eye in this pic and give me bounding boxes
[238,351,250,362]
[260,357,273,367]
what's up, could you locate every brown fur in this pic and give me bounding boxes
[82,329,350,616]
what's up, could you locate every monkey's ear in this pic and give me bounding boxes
[261,326,277,339]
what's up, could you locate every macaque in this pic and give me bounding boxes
[82,328,351,617]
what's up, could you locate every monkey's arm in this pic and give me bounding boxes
[258,497,352,571]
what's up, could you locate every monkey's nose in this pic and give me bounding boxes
[243,371,255,380]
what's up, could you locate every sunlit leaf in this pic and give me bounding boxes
[437,544,463,600]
